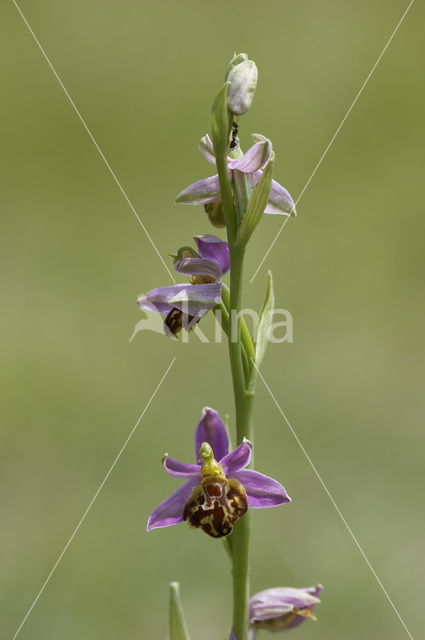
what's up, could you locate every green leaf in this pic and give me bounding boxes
[248,271,275,391]
[169,582,191,640]
[237,152,274,248]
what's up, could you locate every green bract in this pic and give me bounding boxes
[237,152,274,248]
[249,271,275,393]
[169,582,191,640]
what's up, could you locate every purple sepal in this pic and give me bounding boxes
[194,235,230,276]
[146,479,198,530]
[268,177,296,215]
[220,439,252,475]
[194,407,229,463]
[175,171,231,206]
[175,174,222,206]
[137,283,221,316]
[229,134,272,173]
[254,174,295,216]
[264,202,290,215]
[232,469,291,508]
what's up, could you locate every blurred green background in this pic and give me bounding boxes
[1,1,424,638]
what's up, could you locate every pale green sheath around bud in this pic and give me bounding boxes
[227,58,258,116]
[224,52,248,80]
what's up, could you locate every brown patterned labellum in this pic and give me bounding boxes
[163,308,200,337]
[183,475,248,538]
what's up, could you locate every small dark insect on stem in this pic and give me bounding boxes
[230,120,239,150]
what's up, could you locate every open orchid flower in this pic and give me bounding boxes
[175,133,295,226]
[137,235,229,337]
[228,585,323,638]
[250,584,323,633]
[147,408,291,538]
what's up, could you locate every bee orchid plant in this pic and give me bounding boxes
[137,53,323,640]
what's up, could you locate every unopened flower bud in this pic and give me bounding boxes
[227,59,258,116]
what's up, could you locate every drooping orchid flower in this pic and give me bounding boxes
[249,584,323,633]
[175,133,296,227]
[228,584,323,638]
[137,234,229,336]
[147,407,291,538]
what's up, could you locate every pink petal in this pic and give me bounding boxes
[220,439,252,475]
[162,454,201,478]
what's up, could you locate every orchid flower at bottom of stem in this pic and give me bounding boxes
[229,584,323,638]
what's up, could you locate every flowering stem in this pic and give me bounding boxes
[212,91,255,639]
[220,284,255,381]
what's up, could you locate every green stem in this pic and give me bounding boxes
[221,284,255,379]
[227,245,254,640]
